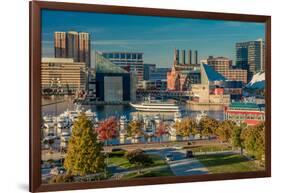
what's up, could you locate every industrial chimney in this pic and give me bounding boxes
[194,50,198,64]
[187,50,192,65]
[181,50,185,64]
[174,48,179,65]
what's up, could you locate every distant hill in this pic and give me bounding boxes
[246,72,265,89]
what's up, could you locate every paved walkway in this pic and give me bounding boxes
[168,158,209,176]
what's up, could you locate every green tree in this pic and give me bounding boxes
[64,113,105,176]
[175,118,197,138]
[125,149,153,173]
[215,120,236,143]
[231,123,246,155]
[198,117,219,139]
[127,120,144,139]
[242,122,265,160]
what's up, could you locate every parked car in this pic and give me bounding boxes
[165,153,174,161]
[50,167,66,175]
[111,148,124,152]
[186,150,194,158]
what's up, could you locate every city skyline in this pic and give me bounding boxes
[42,9,265,68]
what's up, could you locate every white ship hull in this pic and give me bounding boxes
[130,102,181,112]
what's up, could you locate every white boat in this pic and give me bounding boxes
[130,100,181,112]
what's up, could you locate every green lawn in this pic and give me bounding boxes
[184,144,232,153]
[196,153,263,173]
[122,165,174,179]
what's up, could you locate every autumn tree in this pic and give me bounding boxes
[64,113,105,176]
[174,118,197,139]
[215,120,236,143]
[155,122,168,143]
[241,122,265,160]
[96,117,118,146]
[127,120,144,140]
[231,123,246,155]
[198,117,219,139]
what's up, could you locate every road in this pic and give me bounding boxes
[146,148,209,176]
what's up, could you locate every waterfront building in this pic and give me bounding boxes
[41,58,86,94]
[207,56,247,84]
[54,31,91,67]
[100,51,144,83]
[224,102,265,126]
[149,67,171,81]
[143,63,156,80]
[191,64,230,104]
[236,39,265,81]
[87,69,97,100]
[140,80,167,90]
[95,52,137,102]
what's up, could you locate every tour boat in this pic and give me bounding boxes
[130,99,182,112]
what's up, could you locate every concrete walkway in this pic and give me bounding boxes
[168,158,209,176]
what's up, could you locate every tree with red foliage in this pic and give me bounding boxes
[155,122,168,143]
[96,117,118,146]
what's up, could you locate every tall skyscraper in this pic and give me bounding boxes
[54,32,67,58]
[236,39,265,81]
[78,32,91,68]
[54,31,91,67]
[66,31,79,62]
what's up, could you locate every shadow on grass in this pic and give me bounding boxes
[196,153,249,167]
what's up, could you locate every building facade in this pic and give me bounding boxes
[207,56,247,84]
[95,52,136,102]
[100,52,144,83]
[41,58,86,94]
[54,31,91,67]
[224,102,265,126]
[236,39,265,81]
[143,63,156,80]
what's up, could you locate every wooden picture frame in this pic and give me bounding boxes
[30,1,271,192]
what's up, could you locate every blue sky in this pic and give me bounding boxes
[41,9,265,68]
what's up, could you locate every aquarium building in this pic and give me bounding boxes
[95,52,137,102]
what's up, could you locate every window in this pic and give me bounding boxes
[126,53,131,59]
[114,53,120,59]
[137,54,142,59]
[132,54,137,59]
[121,53,125,59]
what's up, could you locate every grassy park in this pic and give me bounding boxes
[196,153,263,173]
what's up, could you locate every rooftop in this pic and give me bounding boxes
[95,52,129,74]
[42,57,77,63]
[229,102,261,110]
[202,64,227,82]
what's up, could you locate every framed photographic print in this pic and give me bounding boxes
[29,1,271,192]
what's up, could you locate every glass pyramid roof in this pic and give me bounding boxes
[202,64,226,81]
[95,52,128,74]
